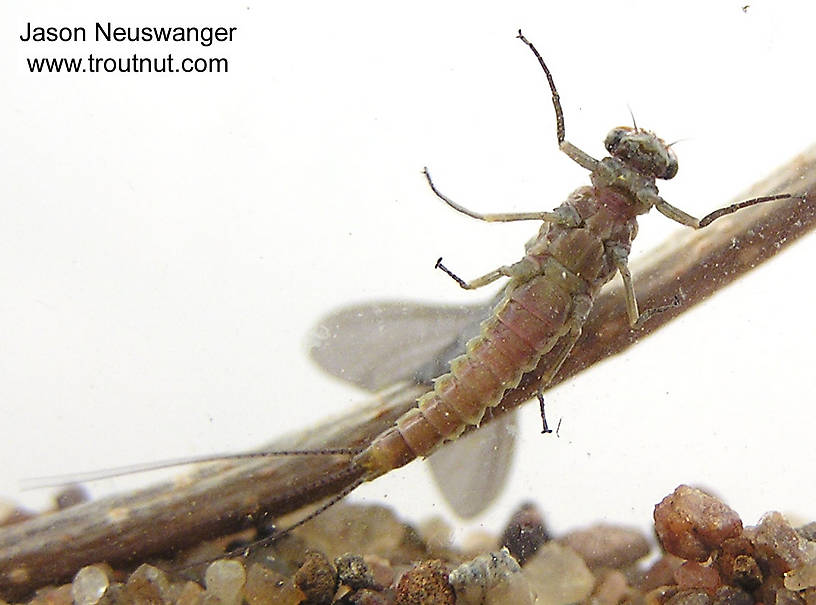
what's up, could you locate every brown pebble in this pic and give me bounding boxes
[641,555,685,591]
[654,486,743,562]
[752,512,816,575]
[363,555,395,589]
[674,561,721,591]
[500,502,550,566]
[394,560,454,605]
[590,569,631,605]
[125,563,173,604]
[562,523,650,569]
[293,550,337,605]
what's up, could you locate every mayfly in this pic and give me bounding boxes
[3,31,807,597]
[304,30,792,499]
[83,29,797,527]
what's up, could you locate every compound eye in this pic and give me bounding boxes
[660,152,679,180]
[604,127,628,154]
[660,156,677,180]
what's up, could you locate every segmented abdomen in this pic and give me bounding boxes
[354,252,593,479]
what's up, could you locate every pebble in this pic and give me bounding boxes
[71,566,110,605]
[752,512,816,575]
[562,523,650,569]
[244,563,302,605]
[394,560,455,605]
[522,542,595,605]
[204,559,246,605]
[654,485,743,561]
[175,581,205,605]
[125,563,173,603]
[674,561,721,590]
[588,569,629,605]
[449,548,533,605]
[785,562,816,591]
[335,553,378,590]
[500,503,550,566]
[293,550,337,605]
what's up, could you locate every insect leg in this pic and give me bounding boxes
[516,31,600,173]
[611,245,678,328]
[424,168,573,224]
[532,294,592,388]
[435,256,537,290]
[537,391,552,434]
[644,190,796,229]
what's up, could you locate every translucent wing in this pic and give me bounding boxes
[308,298,517,517]
[426,411,518,519]
[308,301,491,391]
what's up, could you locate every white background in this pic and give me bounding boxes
[2,0,815,546]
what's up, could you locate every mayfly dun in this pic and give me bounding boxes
[1,31,810,598]
[306,29,792,494]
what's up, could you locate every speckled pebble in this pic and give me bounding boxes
[395,560,454,605]
[449,548,531,605]
[71,565,110,605]
[335,553,378,590]
[204,559,246,605]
